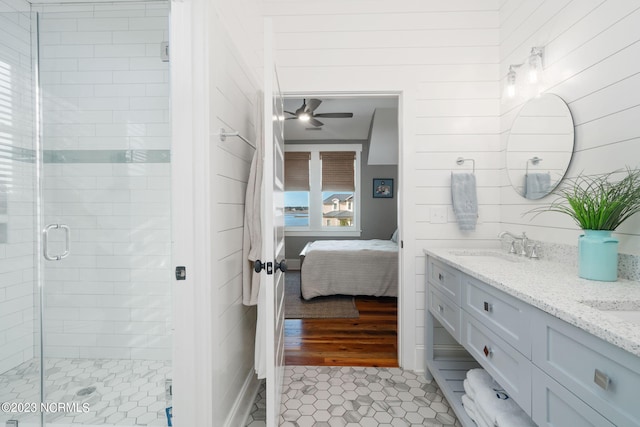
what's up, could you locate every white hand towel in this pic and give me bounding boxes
[462,394,477,420]
[466,369,499,396]
[475,385,521,426]
[463,379,474,399]
[477,404,495,427]
[451,172,478,231]
[496,410,537,427]
[462,394,491,427]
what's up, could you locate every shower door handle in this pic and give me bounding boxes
[43,224,71,261]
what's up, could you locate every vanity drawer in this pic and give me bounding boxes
[462,275,531,357]
[427,257,461,304]
[461,311,531,415]
[532,366,615,427]
[531,309,640,427]
[428,286,461,342]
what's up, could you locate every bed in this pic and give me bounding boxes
[299,238,398,300]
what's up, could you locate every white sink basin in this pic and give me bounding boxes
[581,300,640,326]
[448,250,524,263]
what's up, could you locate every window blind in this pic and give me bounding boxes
[321,151,355,191]
[284,152,311,191]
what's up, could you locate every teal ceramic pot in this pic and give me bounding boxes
[578,230,619,281]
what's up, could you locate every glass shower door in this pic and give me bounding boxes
[37,1,173,426]
[0,6,41,427]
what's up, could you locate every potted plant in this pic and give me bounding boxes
[530,168,640,281]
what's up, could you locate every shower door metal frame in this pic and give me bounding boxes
[32,10,46,427]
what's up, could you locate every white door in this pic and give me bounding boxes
[263,18,286,427]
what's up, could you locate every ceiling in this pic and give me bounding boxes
[283,96,398,141]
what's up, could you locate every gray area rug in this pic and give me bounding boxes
[285,271,359,319]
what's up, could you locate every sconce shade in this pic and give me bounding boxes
[528,47,544,84]
[507,66,517,98]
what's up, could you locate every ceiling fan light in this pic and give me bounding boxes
[299,113,310,122]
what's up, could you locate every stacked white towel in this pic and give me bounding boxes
[461,369,536,427]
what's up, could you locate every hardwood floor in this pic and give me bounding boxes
[284,296,398,367]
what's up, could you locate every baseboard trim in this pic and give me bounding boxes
[224,370,262,427]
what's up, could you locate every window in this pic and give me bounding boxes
[285,144,361,236]
[284,152,310,227]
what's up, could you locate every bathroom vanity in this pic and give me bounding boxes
[424,248,640,427]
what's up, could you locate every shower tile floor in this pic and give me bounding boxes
[0,358,171,427]
[246,366,461,427]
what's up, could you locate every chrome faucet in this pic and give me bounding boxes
[498,231,529,256]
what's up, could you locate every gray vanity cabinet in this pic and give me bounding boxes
[531,309,640,427]
[425,255,640,427]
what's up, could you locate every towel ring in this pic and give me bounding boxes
[456,157,475,174]
[526,156,542,174]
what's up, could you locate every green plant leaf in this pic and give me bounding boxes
[526,167,640,230]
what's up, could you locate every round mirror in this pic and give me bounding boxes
[506,93,575,199]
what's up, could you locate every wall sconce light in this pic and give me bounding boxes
[506,65,519,98]
[506,46,545,98]
[528,47,544,83]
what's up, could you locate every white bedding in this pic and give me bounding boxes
[300,239,398,300]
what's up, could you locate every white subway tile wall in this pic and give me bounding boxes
[36,2,172,361]
[0,1,37,376]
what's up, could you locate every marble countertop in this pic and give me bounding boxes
[424,248,640,358]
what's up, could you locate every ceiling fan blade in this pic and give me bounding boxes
[309,118,324,127]
[284,111,297,116]
[306,98,322,112]
[285,117,298,120]
[313,112,354,118]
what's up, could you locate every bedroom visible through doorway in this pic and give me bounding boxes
[282,94,400,367]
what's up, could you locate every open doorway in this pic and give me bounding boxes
[281,94,401,367]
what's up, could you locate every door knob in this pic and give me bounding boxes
[275,260,287,273]
[254,260,273,274]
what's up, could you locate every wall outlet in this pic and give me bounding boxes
[430,207,447,224]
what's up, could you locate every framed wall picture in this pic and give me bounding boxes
[373,178,393,198]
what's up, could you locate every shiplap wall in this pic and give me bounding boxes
[209,0,262,425]
[499,0,640,255]
[264,0,501,370]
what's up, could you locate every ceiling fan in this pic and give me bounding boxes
[285,99,354,127]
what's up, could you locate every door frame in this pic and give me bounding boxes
[170,0,215,426]
[281,90,410,367]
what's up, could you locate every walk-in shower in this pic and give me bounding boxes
[0,1,172,426]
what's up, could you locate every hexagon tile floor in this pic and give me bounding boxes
[246,366,461,427]
[0,358,171,426]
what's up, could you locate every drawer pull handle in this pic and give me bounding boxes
[438,273,444,281]
[438,304,444,313]
[594,369,610,391]
[483,345,493,358]
[483,301,492,312]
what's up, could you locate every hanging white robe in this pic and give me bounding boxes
[242,92,266,378]
[242,93,263,307]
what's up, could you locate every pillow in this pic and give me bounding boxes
[391,229,398,243]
